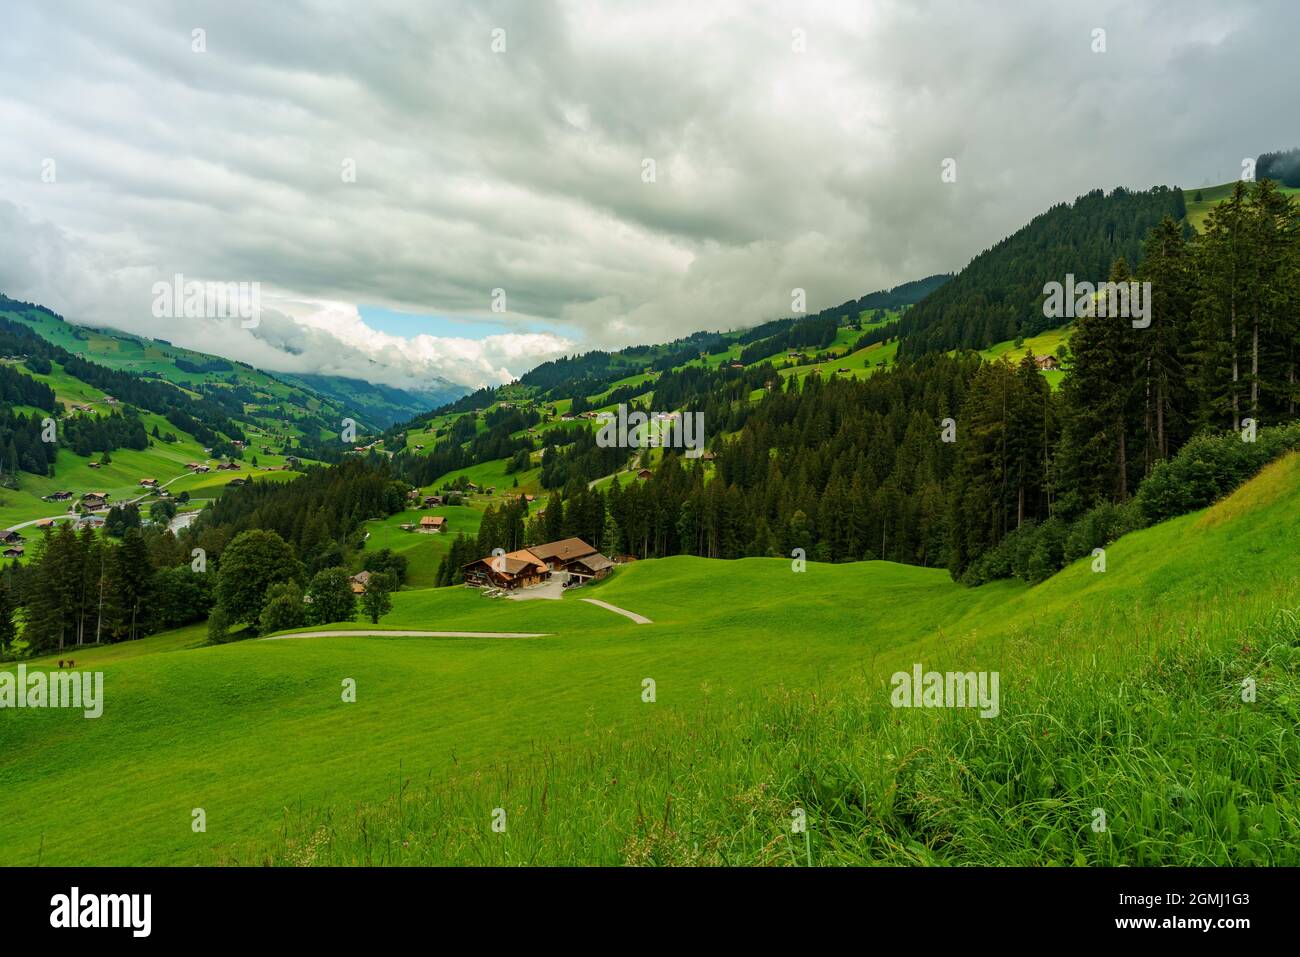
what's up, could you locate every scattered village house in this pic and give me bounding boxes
[418,515,446,534]
[1034,354,1060,371]
[349,570,371,594]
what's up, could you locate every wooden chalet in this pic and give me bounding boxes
[527,537,598,573]
[419,515,446,533]
[463,537,617,590]
[463,548,548,590]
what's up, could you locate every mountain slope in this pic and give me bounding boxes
[0,296,398,435]
[284,373,466,429]
[895,186,1186,354]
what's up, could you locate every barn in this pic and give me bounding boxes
[566,553,614,582]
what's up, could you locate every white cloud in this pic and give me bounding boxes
[0,0,1294,385]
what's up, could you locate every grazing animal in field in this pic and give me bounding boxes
[58,659,64,668]
[67,659,75,668]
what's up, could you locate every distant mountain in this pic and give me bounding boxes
[285,373,467,429]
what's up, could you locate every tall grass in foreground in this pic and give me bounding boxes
[251,605,1300,866]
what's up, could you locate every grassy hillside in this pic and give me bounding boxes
[4,452,1298,865]
[359,505,484,587]
[0,304,321,531]
[1184,180,1300,232]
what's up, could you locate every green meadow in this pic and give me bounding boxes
[2,453,1297,866]
[359,505,484,587]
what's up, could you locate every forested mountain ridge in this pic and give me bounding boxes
[895,186,1188,355]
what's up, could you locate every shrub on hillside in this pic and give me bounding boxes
[306,567,356,625]
[1135,423,1300,525]
[215,529,304,628]
[207,604,231,644]
[1062,500,1142,565]
[359,572,395,624]
[260,580,307,634]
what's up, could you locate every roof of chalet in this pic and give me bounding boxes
[571,552,614,573]
[472,548,548,577]
[527,538,596,563]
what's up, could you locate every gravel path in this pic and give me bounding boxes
[579,599,653,624]
[263,629,551,640]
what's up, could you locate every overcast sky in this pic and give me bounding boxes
[0,0,1295,390]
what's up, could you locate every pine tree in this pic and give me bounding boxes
[1057,258,1142,513]
[1192,181,1251,430]
[1135,216,1194,465]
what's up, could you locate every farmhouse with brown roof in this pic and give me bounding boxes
[462,548,549,590]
